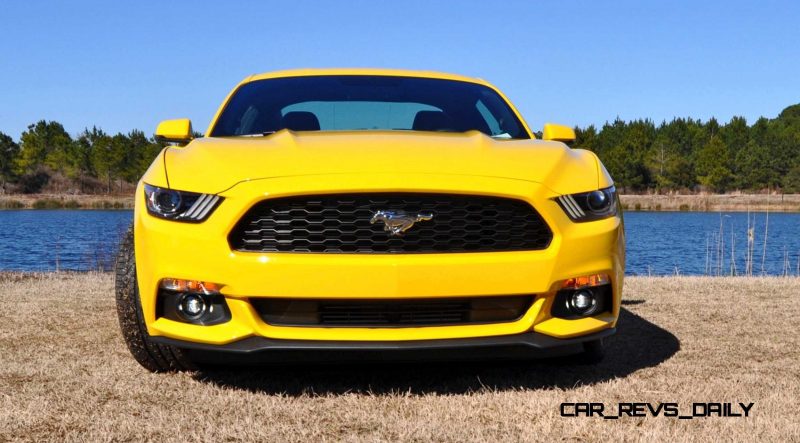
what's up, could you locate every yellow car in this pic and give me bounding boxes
[115,68,624,371]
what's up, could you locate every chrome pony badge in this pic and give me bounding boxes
[370,210,434,236]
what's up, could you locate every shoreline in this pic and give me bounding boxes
[1,193,799,212]
[3,271,799,279]
[0,193,133,210]
[620,193,800,212]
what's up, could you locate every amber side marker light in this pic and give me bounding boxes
[160,278,221,294]
[561,273,610,290]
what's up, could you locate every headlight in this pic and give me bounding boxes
[144,183,223,222]
[556,186,617,222]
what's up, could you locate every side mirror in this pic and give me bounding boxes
[155,119,193,144]
[542,123,576,143]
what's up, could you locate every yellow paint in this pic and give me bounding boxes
[155,118,193,144]
[542,123,576,142]
[137,69,624,346]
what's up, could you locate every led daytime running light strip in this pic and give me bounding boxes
[558,194,585,219]
[182,194,220,220]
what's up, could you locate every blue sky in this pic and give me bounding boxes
[1,0,798,138]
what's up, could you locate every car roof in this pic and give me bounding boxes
[245,68,490,87]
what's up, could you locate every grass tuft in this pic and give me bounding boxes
[0,199,25,209]
[31,198,64,209]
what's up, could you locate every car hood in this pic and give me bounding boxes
[163,130,602,195]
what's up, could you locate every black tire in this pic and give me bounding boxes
[115,225,196,372]
[579,338,606,364]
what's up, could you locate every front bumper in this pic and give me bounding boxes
[134,173,625,347]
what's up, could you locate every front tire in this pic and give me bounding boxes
[115,226,196,372]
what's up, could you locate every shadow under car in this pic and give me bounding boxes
[192,307,679,395]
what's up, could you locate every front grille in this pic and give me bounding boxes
[251,295,534,327]
[229,193,552,253]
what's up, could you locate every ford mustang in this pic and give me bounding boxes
[115,68,625,371]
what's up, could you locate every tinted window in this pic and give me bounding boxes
[210,76,529,139]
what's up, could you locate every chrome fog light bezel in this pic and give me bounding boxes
[568,289,598,316]
[177,293,207,321]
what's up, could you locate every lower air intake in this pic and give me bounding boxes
[251,295,534,327]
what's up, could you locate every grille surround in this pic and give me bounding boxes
[228,193,552,253]
[251,295,535,327]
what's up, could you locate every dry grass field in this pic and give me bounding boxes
[621,193,800,212]
[1,273,798,442]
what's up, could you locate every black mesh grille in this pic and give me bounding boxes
[229,193,552,253]
[251,295,534,327]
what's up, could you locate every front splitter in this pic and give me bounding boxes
[150,328,615,364]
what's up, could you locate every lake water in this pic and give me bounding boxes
[624,211,799,276]
[0,210,798,275]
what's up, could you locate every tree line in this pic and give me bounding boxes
[1,104,800,194]
[0,121,163,194]
[572,103,800,192]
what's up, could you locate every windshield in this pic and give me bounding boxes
[210,75,530,139]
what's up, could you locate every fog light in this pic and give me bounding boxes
[569,289,597,315]
[177,293,207,320]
